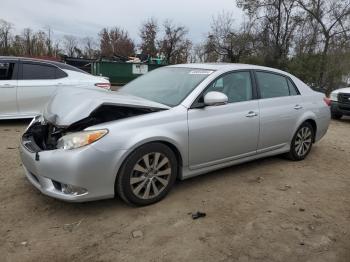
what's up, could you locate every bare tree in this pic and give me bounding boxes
[237,0,301,68]
[158,20,192,64]
[44,26,53,56]
[63,35,79,57]
[22,28,34,56]
[205,12,254,63]
[0,19,13,55]
[52,41,61,57]
[11,35,24,55]
[297,0,350,88]
[293,14,321,55]
[99,28,112,57]
[32,31,48,56]
[139,18,158,57]
[82,36,98,59]
[190,44,208,63]
[99,27,135,58]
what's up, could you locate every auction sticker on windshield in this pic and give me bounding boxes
[189,70,214,75]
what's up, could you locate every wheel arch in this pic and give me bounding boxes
[304,119,317,142]
[292,111,318,142]
[114,138,184,185]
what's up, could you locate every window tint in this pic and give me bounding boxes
[56,68,68,78]
[256,72,290,99]
[0,62,15,80]
[22,63,57,80]
[205,71,253,103]
[287,78,299,96]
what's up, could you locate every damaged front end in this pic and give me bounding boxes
[22,118,63,152]
[22,105,164,152]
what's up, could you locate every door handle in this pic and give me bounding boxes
[246,111,258,118]
[0,84,15,88]
[294,104,303,110]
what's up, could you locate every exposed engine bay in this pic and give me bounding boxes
[22,105,163,152]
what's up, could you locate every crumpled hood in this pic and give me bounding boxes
[43,87,170,126]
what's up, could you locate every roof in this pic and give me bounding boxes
[0,56,87,74]
[169,63,292,76]
[0,56,57,62]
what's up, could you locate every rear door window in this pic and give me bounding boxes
[22,63,57,80]
[256,72,290,99]
[0,62,16,80]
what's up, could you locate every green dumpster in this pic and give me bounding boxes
[91,62,165,86]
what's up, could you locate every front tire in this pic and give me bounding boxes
[287,122,315,161]
[116,143,178,206]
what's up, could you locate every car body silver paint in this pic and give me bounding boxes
[20,63,331,202]
[203,91,228,106]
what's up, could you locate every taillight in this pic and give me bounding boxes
[323,97,331,106]
[95,83,111,90]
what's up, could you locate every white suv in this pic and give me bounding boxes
[329,87,350,119]
[0,57,111,120]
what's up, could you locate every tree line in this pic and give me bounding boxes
[0,18,192,64]
[0,0,349,93]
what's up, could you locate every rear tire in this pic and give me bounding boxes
[287,122,315,161]
[331,112,342,120]
[116,143,177,206]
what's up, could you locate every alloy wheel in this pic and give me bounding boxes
[130,152,172,200]
[294,127,312,157]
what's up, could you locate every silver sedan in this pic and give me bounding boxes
[20,64,331,206]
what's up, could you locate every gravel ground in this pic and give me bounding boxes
[0,118,349,262]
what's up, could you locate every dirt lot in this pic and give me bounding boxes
[1,118,349,262]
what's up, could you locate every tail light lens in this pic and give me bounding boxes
[95,83,111,90]
[323,97,331,106]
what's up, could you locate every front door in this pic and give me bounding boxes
[188,71,260,169]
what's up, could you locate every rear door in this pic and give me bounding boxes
[255,70,304,152]
[0,60,19,117]
[17,61,66,116]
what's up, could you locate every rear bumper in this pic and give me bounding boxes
[20,142,126,202]
[331,101,350,116]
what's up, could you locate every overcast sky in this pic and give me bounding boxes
[0,0,244,44]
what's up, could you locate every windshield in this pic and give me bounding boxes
[119,67,214,107]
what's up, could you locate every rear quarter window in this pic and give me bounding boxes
[22,63,67,80]
[56,68,68,78]
[287,78,300,96]
[22,63,56,80]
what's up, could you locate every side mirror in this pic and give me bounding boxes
[204,91,228,106]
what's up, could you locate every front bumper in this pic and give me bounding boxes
[20,141,126,202]
[331,101,350,116]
